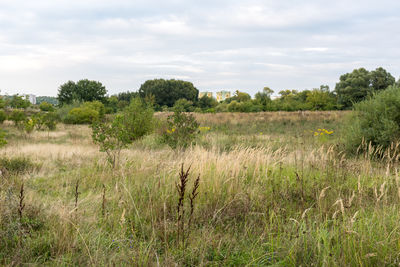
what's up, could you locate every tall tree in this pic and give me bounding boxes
[138,79,199,108]
[335,67,395,109]
[57,79,107,105]
[57,81,77,105]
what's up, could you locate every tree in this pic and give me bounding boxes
[91,98,154,167]
[9,95,30,109]
[370,67,395,91]
[335,67,395,109]
[198,95,218,110]
[57,79,107,105]
[138,79,199,108]
[173,98,195,112]
[57,81,76,105]
[91,117,130,168]
[306,86,337,110]
[76,79,107,103]
[255,87,274,110]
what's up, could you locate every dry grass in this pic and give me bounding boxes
[1,112,400,266]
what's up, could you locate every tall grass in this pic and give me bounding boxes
[1,111,400,265]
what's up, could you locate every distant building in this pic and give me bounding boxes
[26,94,36,105]
[199,92,213,98]
[216,91,231,102]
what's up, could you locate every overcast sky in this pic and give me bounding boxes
[0,0,399,96]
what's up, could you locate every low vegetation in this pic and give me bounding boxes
[1,75,400,265]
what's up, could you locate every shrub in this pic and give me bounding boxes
[344,85,400,153]
[56,101,81,122]
[24,118,35,134]
[0,110,6,124]
[39,102,55,112]
[43,112,58,131]
[0,156,38,175]
[119,98,154,142]
[162,109,199,149]
[91,116,130,168]
[32,112,45,130]
[91,98,154,167]
[83,101,105,119]
[65,107,99,124]
[9,110,26,126]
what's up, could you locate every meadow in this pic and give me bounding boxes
[1,110,400,266]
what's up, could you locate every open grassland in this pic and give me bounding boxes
[2,111,400,266]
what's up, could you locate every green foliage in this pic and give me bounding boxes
[9,110,26,126]
[162,110,199,149]
[65,107,99,124]
[24,118,35,134]
[0,97,5,109]
[91,117,130,167]
[344,85,400,153]
[198,95,218,110]
[43,112,58,131]
[36,96,58,105]
[305,86,337,110]
[91,98,154,167]
[105,95,118,113]
[335,67,395,109]
[82,101,105,119]
[32,112,45,130]
[0,110,6,124]
[0,130,6,147]
[34,112,58,131]
[56,101,81,122]
[0,156,37,175]
[57,79,107,105]
[255,87,274,110]
[138,79,199,108]
[173,98,195,112]
[116,91,139,102]
[119,98,155,142]
[9,94,30,109]
[39,102,55,112]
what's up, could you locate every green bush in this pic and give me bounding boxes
[43,112,58,130]
[56,102,81,122]
[91,116,130,167]
[24,118,35,134]
[83,101,105,119]
[9,110,26,126]
[344,85,400,153]
[65,107,99,124]
[0,110,6,124]
[0,156,38,175]
[120,98,154,142]
[161,109,199,149]
[39,101,55,112]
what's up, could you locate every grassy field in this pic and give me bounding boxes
[1,111,400,266]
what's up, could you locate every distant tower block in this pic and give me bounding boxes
[199,92,213,98]
[26,94,36,105]
[216,91,231,102]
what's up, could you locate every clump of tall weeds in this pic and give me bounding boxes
[176,164,200,248]
[0,156,39,177]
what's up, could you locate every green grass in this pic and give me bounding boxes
[1,111,400,266]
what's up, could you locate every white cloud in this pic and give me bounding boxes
[0,0,400,96]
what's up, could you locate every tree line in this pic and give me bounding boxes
[49,67,398,114]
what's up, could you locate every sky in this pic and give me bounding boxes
[0,0,399,97]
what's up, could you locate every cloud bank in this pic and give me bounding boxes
[0,0,399,96]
